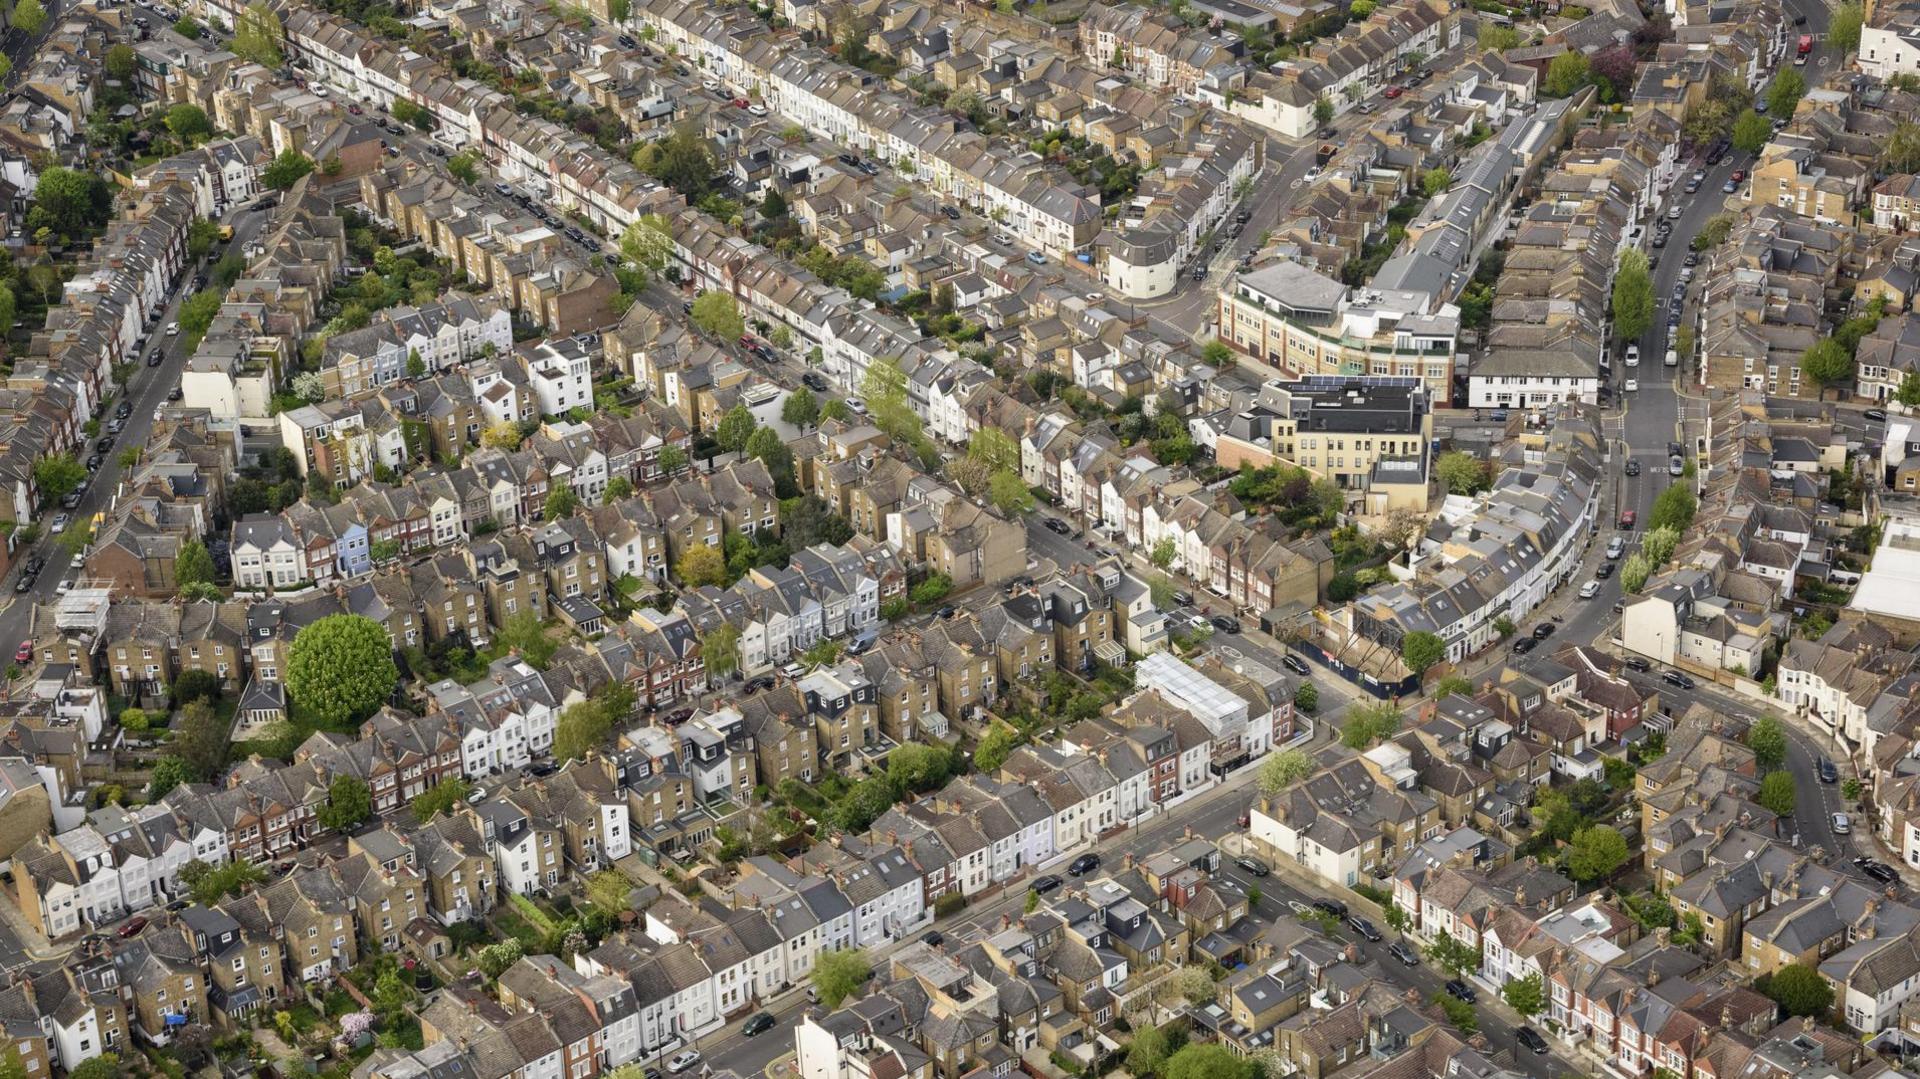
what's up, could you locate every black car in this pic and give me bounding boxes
[1031,874,1064,895]
[742,1013,778,1037]
[744,676,775,693]
[801,372,829,391]
[167,387,183,401]
[921,931,944,946]
[1532,622,1556,640]
[1662,670,1695,690]
[1234,856,1270,877]
[1172,589,1195,608]
[115,401,132,419]
[12,575,30,594]
[663,707,695,725]
[146,352,163,367]
[1318,126,1338,139]
[85,454,103,470]
[1511,637,1537,655]
[1043,517,1072,535]
[1516,1027,1549,1055]
[1210,615,1242,634]
[1624,459,1640,476]
[1068,853,1101,876]
[1818,757,1839,784]
[1625,656,1651,672]
[942,206,962,220]
[1595,562,1615,580]
[1282,653,1311,676]
[95,437,113,453]
[1388,941,1420,966]
[1444,980,1477,1004]
[59,493,81,510]
[1866,408,1889,422]
[1347,915,1382,941]
[1311,897,1347,919]
[1855,857,1901,884]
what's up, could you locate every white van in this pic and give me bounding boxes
[1664,349,1678,367]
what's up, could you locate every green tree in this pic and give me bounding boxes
[1422,167,1452,197]
[1257,748,1314,794]
[172,697,231,779]
[974,722,1021,773]
[1746,716,1788,770]
[1759,770,1797,816]
[105,43,136,81]
[657,444,688,475]
[1314,96,1335,124]
[810,947,873,1008]
[1766,963,1835,1016]
[619,214,674,279]
[10,0,45,35]
[988,470,1034,515]
[1293,682,1318,713]
[1896,370,1920,409]
[1642,525,1680,567]
[1886,122,1920,173]
[230,2,285,67]
[183,858,265,904]
[553,697,613,762]
[888,744,952,792]
[1425,929,1481,978]
[176,539,216,590]
[1401,631,1445,677]
[714,403,757,452]
[1768,68,1807,117]
[1649,483,1699,533]
[410,776,472,822]
[970,427,1021,473]
[587,870,634,917]
[782,387,820,427]
[496,609,556,668]
[147,756,193,799]
[1502,972,1544,1017]
[1165,1043,1252,1079]
[32,453,85,502]
[1435,450,1487,494]
[1127,1027,1171,1078]
[702,623,741,679]
[1612,248,1654,342]
[262,149,316,190]
[1565,824,1629,882]
[1829,1,1863,52]
[1150,537,1176,569]
[447,151,480,185]
[1545,51,1591,96]
[1202,340,1233,366]
[1433,675,1474,699]
[1802,338,1856,398]
[543,480,579,521]
[318,774,373,831]
[476,939,524,978]
[31,167,104,238]
[172,13,199,36]
[677,544,727,587]
[631,127,716,198]
[602,476,634,504]
[1341,700,1402,749]
[1731,109,1772,155]
[165,104,213,145]
[285,614,400,727]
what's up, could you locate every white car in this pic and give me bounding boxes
[1625,377,1639,392]
[1832,813,1851,834]
[165,322,179,336]
[1579,580,1601,599]
[666,1052,702,1075]
[747,103,767,117]
[1667,205,1683,220]
[312,84,329,97]
[1664,349,1678,367]
[1624,344,1640,367]
[54,579,72,595]
[48,513,68,535]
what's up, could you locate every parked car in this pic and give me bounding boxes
[1044,517,1072,535]
[1607,536,1626,559]
[59,493,81,510]
[1234,856,1270,877]
[921,931,943,946]
[1031,875,1064,895]
[1172,589,1195,608]
[1832,812,1852,835]
[1625,656,1651,672]
[49,513,68,534]
[1619,509,1638,529]
[1511,637,1537,655]
[1517,1028,1550,1055]
[1347,915,1382,941]
[1866,408,1889,423]
[1210,615,1242,634]
[1856,857,1899,883]
[1662,670,1696,690]
[1444,980,1477,1003]
[1311,897,1348,919]
[1670,454,1686,476]
[1068,853,1101,876]
[742,1013,778,1037]
[117,916,149,939]
[12,643,31,663]
[1532,622,1556,640]
[1818,758,1839,784]
[1282,653,1311,676]
[666,1052,701,1075]
[1595,561,1615,580]
[1388,941,1420,966]
[1579,580,1601,599]
[1624,458,1640,476]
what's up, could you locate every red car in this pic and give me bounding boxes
[1619,509,1638,528]
[1384,85,1403,98]
[1730,169,1746,183]
[117,916,148,939]
[12,642,30,664]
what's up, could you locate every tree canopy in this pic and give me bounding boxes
[285,614,400,727]
[1612,249,1654,343]
[1565,824,1629,882]
[1766,963,1835,1017]
[810,948,873,1008]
